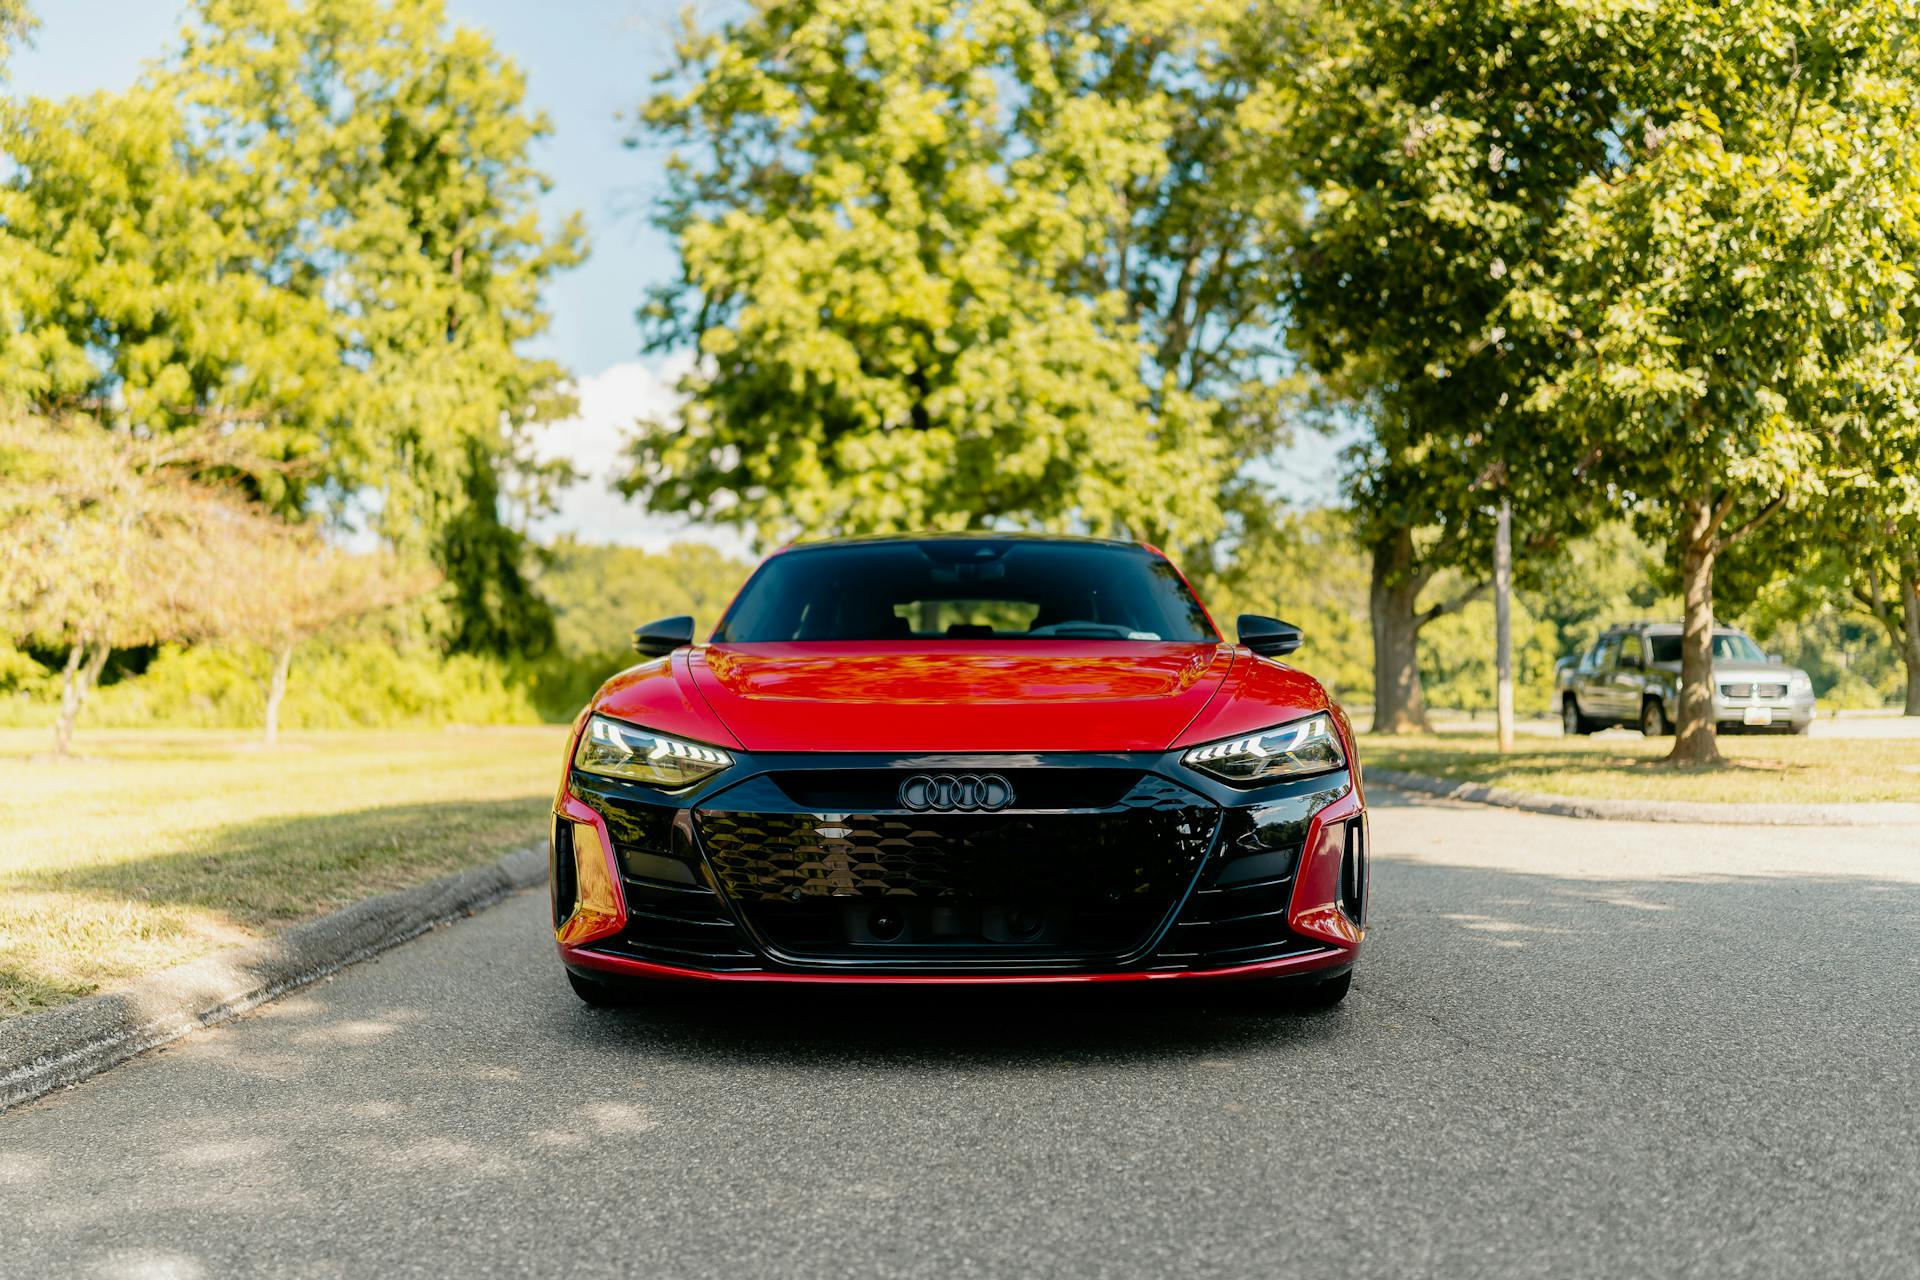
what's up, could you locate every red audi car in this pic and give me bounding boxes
[549,534,1366,1005]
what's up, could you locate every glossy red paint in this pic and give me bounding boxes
[554,793,628,944]
[559,534,1368,988]
[686,641,1237,752]
[1287,789,1367,950]
[594,650,745,749]
[1171,649,1335,748]
[561,943,1351,986]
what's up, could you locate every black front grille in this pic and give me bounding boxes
[696,774,1219,965]
[588,874,765,972]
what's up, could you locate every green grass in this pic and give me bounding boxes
[0,726,567,1018]
[1361,730,1920,804]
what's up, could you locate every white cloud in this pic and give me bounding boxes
[528,356,752,558]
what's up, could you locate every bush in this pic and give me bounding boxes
[77,642,542,730]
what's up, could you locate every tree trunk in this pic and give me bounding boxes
[52,639,88,758]
[1369,526,1428,734]
[1671,498,1721,765]
[1494,498,1514,754]
[52,639,110,758]
[1902,560,1920,717]
[264,643,294,747]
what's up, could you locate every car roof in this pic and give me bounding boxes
[772,532,1152,555]
[1604,622,1743,636]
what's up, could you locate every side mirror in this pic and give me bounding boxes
[1237,614,1304,658]
[632,615,695,657]
[1767,652,1783,664]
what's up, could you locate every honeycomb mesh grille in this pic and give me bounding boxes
[696,774,1219,963]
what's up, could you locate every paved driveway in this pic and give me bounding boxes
[4,792,1916,1279]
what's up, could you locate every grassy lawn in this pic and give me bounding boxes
[1361,730,1920,804]
[0,726,567,1018]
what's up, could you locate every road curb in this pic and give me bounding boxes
[1364,766,1920,826]
[0,844,546,1115]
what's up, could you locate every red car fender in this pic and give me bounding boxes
[1287,787,1366,949]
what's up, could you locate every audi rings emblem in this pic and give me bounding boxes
[898,773,1014,812]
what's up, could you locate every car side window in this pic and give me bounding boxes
[1619,634,1643,667]
[1593,637,1620,672]
[1578,640,1606,673]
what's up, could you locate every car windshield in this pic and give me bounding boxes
[714,539,1217,642]
[1648,633,1766,664]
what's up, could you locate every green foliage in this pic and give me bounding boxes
[527,538,753,718]
[1283,0,1630,724]
[0,0,34,77]
[0,635,47,695]
[1420,591,1560,716]
[1526,523,1677,663]
[628,0,1268,549]
[540,538,750,658]
[1514,3,1920,545]
[438,439,555,657]
[52,642,541,731]
[1199,508,1371,701]
[0,0,584,653]
[1287,0,1629,551]
[1506,1,1920,747]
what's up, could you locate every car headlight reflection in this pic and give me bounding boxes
[574,714,732,789]
[1183,713,1345,784]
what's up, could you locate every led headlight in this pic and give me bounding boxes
[1183,713,1345,784]
[1788,672,1812,695]
[574,714,732,789]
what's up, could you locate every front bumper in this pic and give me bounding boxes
[1710,690,1816,730]
[551,749,1365,985]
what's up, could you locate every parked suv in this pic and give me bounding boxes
[1555,622,1816,737]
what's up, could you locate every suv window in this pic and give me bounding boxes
[1591,636,1620,672]
[1647,632,1765,664]
[1619,634,1644,667]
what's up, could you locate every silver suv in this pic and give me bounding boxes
[1556,622,1816,737]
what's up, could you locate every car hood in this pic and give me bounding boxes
[680,641,1247,753]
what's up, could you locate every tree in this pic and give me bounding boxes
[538,538,751,662]
[1851,536,1920,716]
[1515,1,1920,762]
[1199,507,1372,701]
[0,0,33,77]
[207,517,438,746]
[0,416,235,755]
[624,0,1270,549]
[0,0,585,655]
[1754,491,1920,715]
[1285,0,1627,732]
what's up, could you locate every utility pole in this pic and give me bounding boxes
[1495,497,1514,753]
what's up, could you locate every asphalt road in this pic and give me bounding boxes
[5,791,1917,1279]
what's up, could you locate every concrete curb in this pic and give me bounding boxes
[1364,766,1920,827]
[0,843,546,1115]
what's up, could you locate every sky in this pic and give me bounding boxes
[10,0,1341,554]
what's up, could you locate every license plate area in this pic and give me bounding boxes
[1743,707,1774,726]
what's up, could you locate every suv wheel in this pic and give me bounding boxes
[1640,698,1670,737]
[1562,696,1595,737]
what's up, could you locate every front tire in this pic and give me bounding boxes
[1640,698,1670,737]
[1295,970,1352,1009]
[566,970,625,1007]
[1562,696,1595,737]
